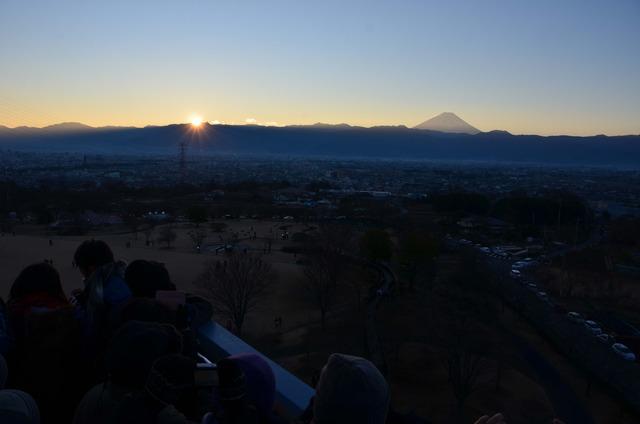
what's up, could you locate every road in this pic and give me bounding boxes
[364,260,396,375]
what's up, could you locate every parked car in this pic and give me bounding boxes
[536,291,552,305]
[510,269,521,278]
[567,312,585,324]
[596,333,614,345]
[612,343,637,361]
[584,320,603,335]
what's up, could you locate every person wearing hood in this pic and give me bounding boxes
[311,353,390,424]
[0,389,40,424]
[0,354,40,424]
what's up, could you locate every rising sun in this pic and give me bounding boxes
[191,117,203,127]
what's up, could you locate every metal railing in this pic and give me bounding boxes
[197,321,315,417]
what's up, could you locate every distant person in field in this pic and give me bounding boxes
[6,263,83,423]
[72,240,131,354]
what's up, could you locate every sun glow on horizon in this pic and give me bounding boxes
[191,116,203,128]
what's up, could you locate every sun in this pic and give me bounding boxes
[191,116,203,128]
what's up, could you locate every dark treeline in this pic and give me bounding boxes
[431,191,592,227]
[0,179,294,223]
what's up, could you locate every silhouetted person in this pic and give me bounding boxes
[124,260,176,298]
[73,321,183,424]
[204,357,259,424]
[6,263,82,424]
[204,353,286,424]
[0,388,40,424]
[8,262,66,307]
[116,298,175,327]
[72,240,131,372]
[109,354,198,423]
[124,260,212,358]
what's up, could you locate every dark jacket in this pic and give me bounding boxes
[75,262,132,347]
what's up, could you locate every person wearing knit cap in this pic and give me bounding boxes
[227,353,282,423]
[0,389,40,424]
[312,353,390,424]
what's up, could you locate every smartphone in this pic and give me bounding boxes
[195,353,218,387]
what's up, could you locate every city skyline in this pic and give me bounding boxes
[1,0,639,136]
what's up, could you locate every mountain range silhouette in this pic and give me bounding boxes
[0,117,638,167]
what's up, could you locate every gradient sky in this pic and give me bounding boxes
[1,0,639,135]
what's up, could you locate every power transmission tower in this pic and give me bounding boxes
[179,141,187,182]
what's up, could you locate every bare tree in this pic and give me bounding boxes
[188,227,207,252]
[435,254,494,422]
[445,345,485,418]
[434,312,488,423]
[196,252,273,336]
[302,225,351,329]
[303,250,343,330]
